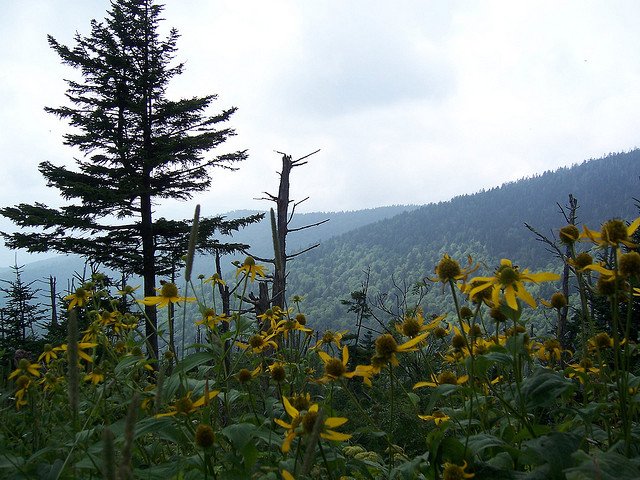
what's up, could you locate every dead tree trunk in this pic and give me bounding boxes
[256,150,328,310]
[49,275,57,328]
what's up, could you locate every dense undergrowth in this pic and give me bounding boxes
[1,214,640,479]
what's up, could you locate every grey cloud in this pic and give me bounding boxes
[272,3,455,117]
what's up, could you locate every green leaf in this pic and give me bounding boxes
[241,442,258,469]
[174,351,216,373]
[222,423,257,450]
[521,432,582,478]
[135,417,182,444]
[406,392,420,407]
[38,459,65,480]
[565,449,640,480]
[520,368,575,409]
[483,351,513,365]
[465,433,507,456]
[486,452,514,471]
[114,355,143,374]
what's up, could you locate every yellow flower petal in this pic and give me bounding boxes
[324,417,348,428]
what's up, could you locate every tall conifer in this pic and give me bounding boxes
[1,0,246,358]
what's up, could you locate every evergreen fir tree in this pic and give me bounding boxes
[0,262,46,353]
[0,0,247,358]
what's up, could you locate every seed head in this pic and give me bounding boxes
[436,255,461,282]
[237,368,253,384]
[459,306,473,320]
[433,327,447,339]
[375,334,398,358]
[451,334,466,350]
[160,282,178,298]
[195,424,215,448]
[249,335,264,349]
[550,292,568,310]
[270,363,286,383]
[602,219,629,244]
[592,332,613,349]
[573,252,593,270]
[580,358,594,369]
[596,276,617,296]
[489,307,507,322]
[497,265,519,286]
[400,317,421,337]
[437,371,458,385]
[16,375,30,389]
[559,225,580,244]
[619,252,640,278]
[175,396,194,414]
[324,358,345,378]
[302,411,319,434]
[291,393,311,411]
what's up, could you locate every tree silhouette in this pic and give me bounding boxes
[0,0,246,358]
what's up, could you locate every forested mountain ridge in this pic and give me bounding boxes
[287,150,640,330]
[1,150,639,332]
[0,205,419,296]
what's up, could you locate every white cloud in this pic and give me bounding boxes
[2,0,640,266]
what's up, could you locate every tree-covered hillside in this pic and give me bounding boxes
[288,150,640,330]
[0,205,418,303]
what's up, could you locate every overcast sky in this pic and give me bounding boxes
[1,0,640,266]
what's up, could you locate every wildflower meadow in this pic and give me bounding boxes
[1,215,640,479]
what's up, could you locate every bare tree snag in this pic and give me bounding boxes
[256,149,326,309]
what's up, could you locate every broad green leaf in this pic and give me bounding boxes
[135,417,182,444]
[174,351,217,373]
[222,423,257,450]
[465,433,507,456]
[565,449,640,480]
[406,392,420,407]
[114,355,143,374]
[520,368,575,409]
[241,442,258,469]
[521,432,582,478]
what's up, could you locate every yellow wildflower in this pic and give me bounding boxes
[581,217,640,249]
[64,287,92,310]
[274,397,351,453]
[196,308,229,329]
[371,332,428,371]
[442,460,474,479]
[588,332,614,351]
[14,375,31,410]
[236,332,278,354]
[156,390,220,418]
[317,346,374,386]
[116,285,140,296]
[37,344,61,364]
[237,365,262,384]
[311,329,349,350]
[467,259,559,311]
[432,254,479,283]
[395,309,445,338]
[58,342,98,363]
[418,410,450,425]
[414,371,469,389]
[534,339,566,363]
[84,369,105,385]
[204,273,226,286]
[139,282,195,308]
[9,358,41,380]
[236,256,267,282]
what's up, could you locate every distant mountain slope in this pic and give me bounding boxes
[0,205,418,304]
[288,150,640,330]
